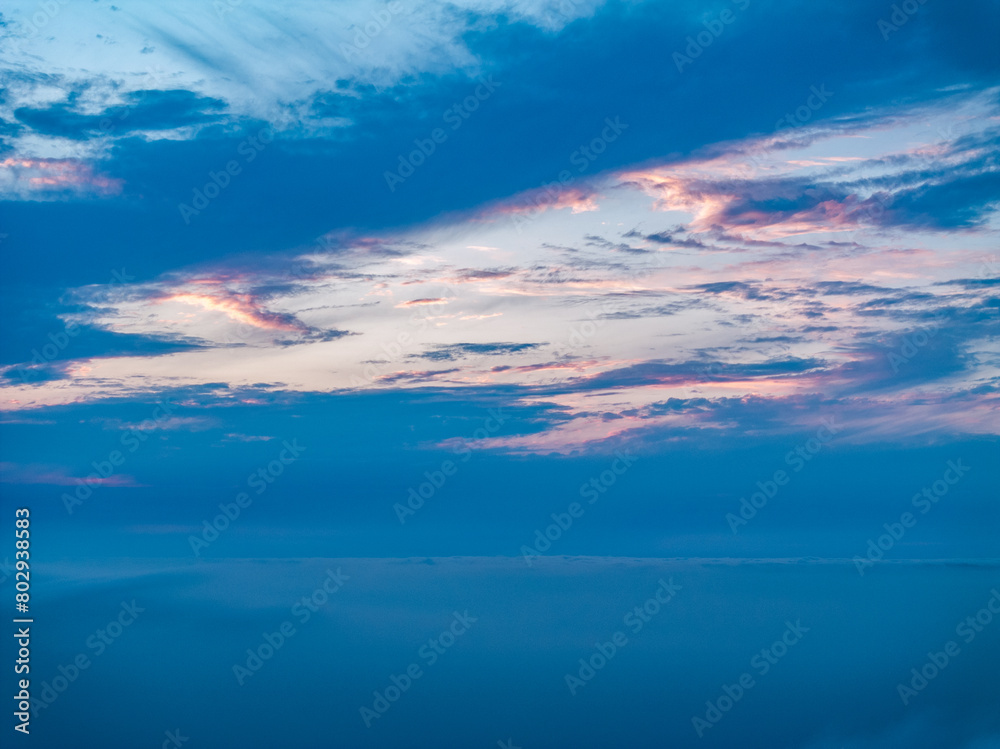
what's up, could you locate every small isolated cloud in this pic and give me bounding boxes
[395,298,450,308]
[0,462,145,487]
[103,416,219,432]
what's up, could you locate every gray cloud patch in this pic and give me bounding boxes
[413,342,546,362]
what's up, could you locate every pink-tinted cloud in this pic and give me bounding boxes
[482,186,600,220]
[395,298,450,308]
[0,462,145,487]
[0,157,123,199]
[620,167,876,238]
[157,291,309,332]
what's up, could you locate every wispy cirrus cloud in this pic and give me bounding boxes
[0,462,145,487]
[1,87,997,455]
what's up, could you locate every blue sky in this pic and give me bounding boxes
[0,0,998,747]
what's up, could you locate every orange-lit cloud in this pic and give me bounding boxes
[159,292,308,332]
